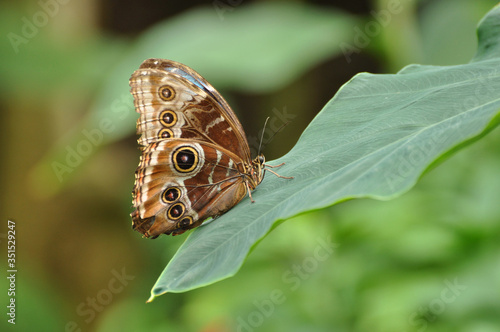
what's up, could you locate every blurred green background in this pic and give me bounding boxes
[1,0,499,331]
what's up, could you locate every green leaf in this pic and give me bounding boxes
[149,5,500,299]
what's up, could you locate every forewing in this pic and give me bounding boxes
[130,58,251,161]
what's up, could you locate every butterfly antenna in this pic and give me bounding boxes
[257,117,270,156]
[257,118,291,156]
[270,121,290,139]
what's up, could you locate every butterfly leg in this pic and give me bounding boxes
[265,162,286,168]
[265,168,294,179]
[246,182,256,203]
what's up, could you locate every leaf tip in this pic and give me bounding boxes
[146,294,156,303]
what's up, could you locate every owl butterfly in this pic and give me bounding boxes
[130,59,292,238]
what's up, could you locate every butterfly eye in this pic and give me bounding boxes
[167,203,185,220]
[162,187,181,203]
[159,85,175,101]
[258,155,265,164]
[178,216,193,228]
[172,146,199,173]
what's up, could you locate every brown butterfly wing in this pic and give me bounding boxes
[130,58,251,161]
[131,140,248,237]
[130,59,253,237]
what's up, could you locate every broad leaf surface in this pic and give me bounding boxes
[149,6,500,299]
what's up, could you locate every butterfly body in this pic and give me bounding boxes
[130,59,281,237]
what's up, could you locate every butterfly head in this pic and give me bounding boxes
[249,154,266,188]
[257,154,265,165]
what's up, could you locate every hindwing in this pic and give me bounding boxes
[131,140,248,237]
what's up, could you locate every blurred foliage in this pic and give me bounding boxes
[28,2,359,196]
[1,0,499,332]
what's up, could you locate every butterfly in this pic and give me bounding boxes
[129,59,292,238]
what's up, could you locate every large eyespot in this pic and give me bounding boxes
[161,187,181,203]
[178,216,193,228]
[159,110,177,127]
[158,128,173,139]
[159,85,175,101]
[172,146,198,173]
[167,203,185,220]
